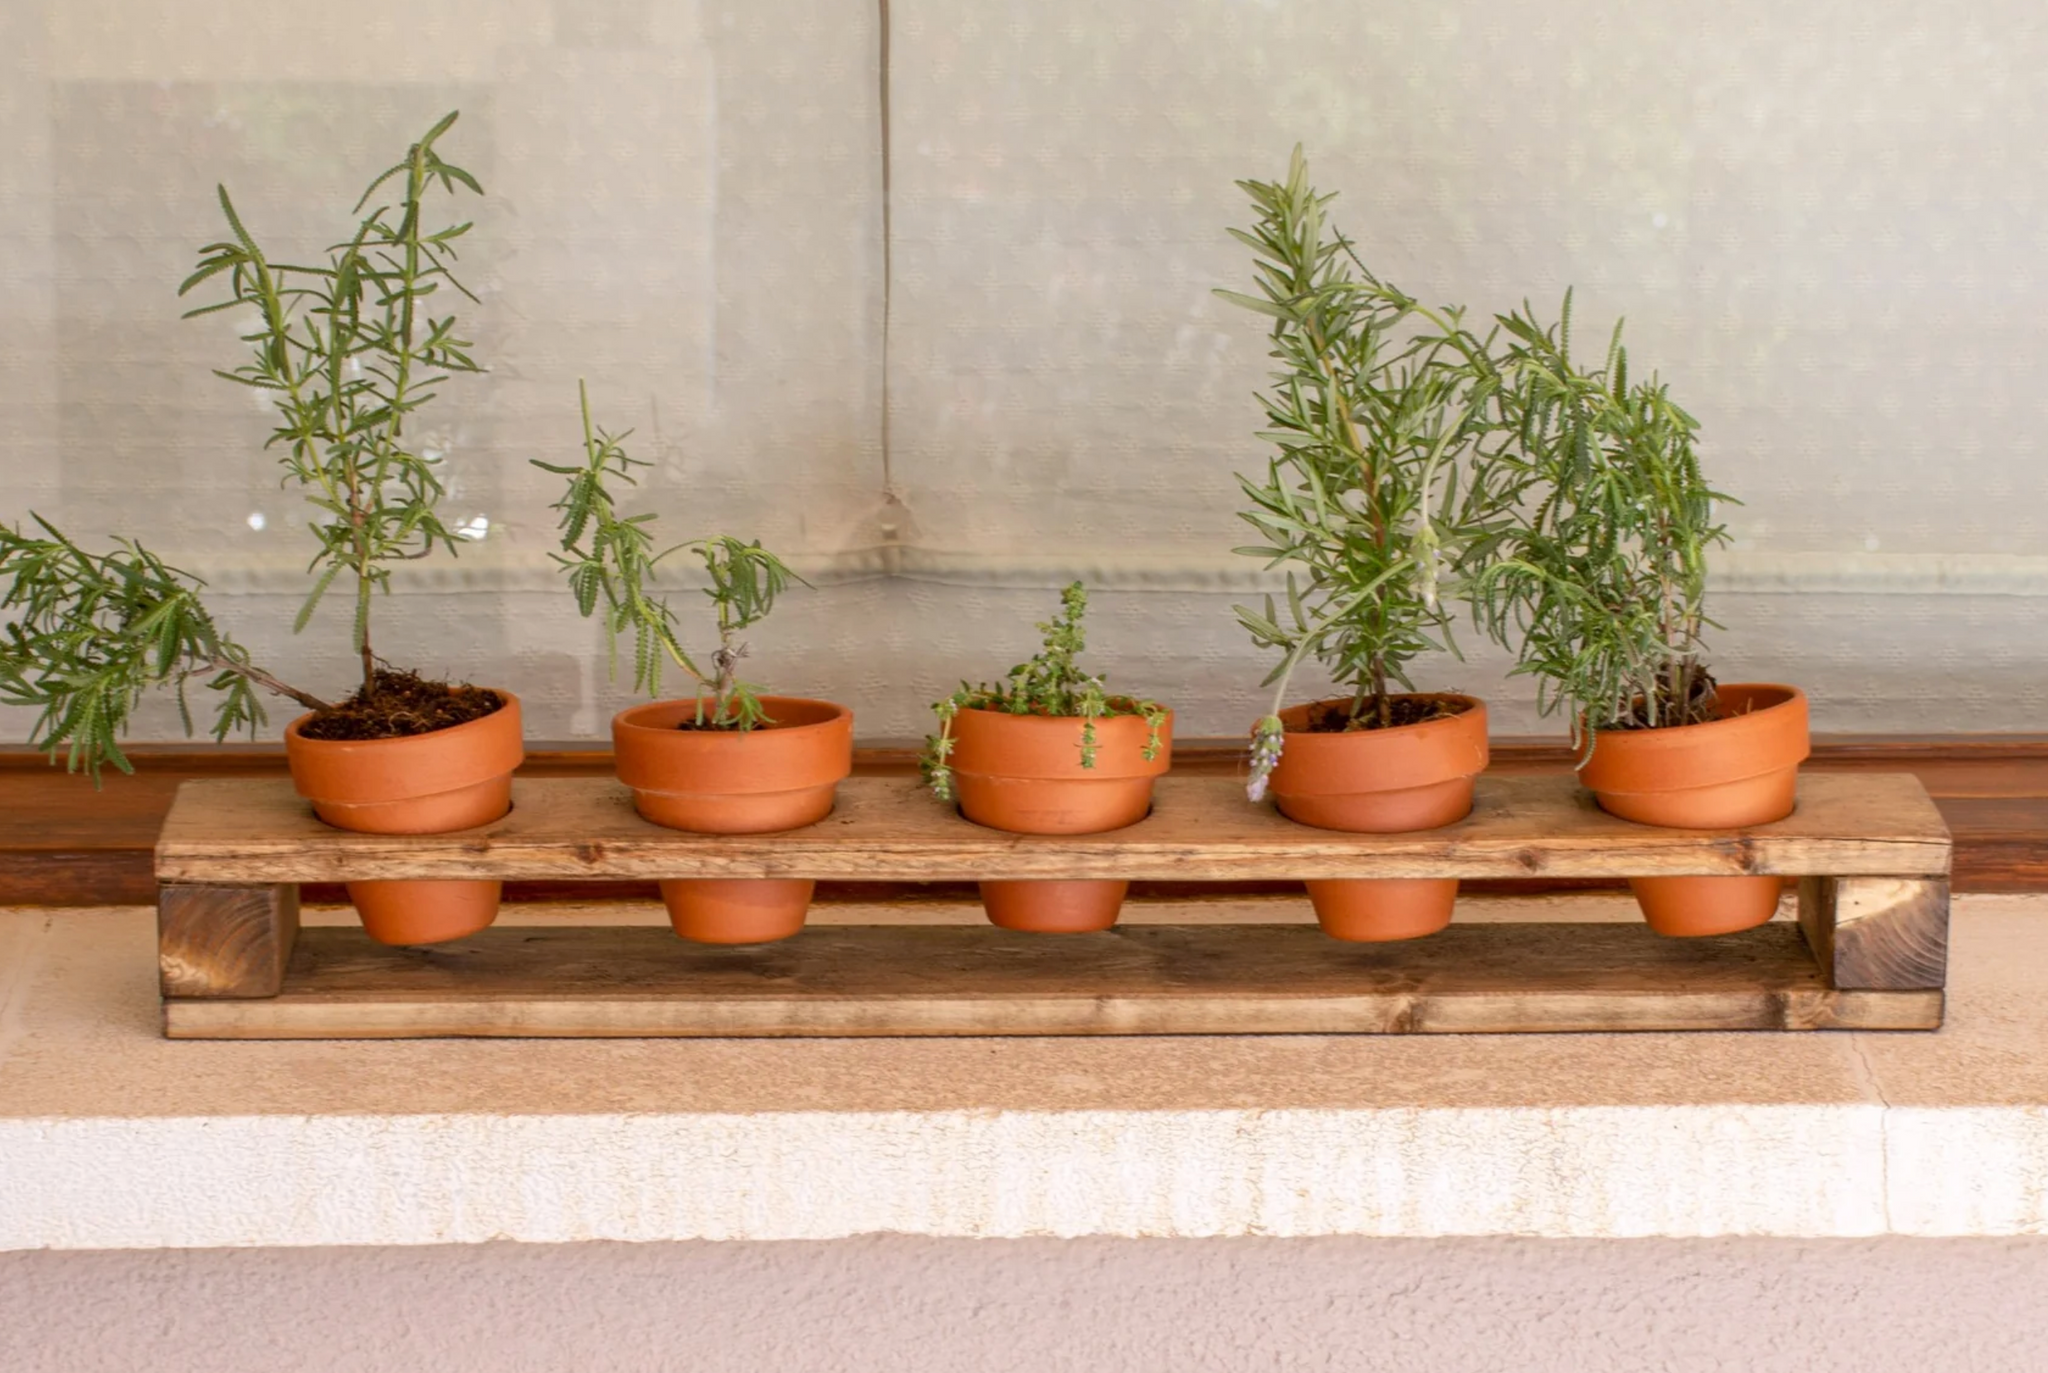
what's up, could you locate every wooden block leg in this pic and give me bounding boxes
[1798,876,1950,991]
[158,883,301,999]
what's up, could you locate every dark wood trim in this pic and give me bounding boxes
[5,735,2044,905]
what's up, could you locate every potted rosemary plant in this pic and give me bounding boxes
[0,112,521,947]
[922,582,1170,933]
[538,382,848,944]
[1219,148,1506,942]
[1477,294,1808,936]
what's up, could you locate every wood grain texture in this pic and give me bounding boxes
[2,736,2033,904]
[157,883,300,999]
[1798,876,1951,991]
[154,773,1952,885]
[161,921,1942,1038]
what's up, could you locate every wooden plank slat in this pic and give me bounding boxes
[157,883,300,999]
[5,737,2031,907]
[161,921,1943,1038]
[154,773,1952,885]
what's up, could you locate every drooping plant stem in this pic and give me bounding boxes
[203,655,333,714]
[0,517,330,782]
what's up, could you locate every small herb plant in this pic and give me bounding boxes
[921,581,1167,802]
[0,113,488,779]
[178,108,485,698]
[1219,147,1514,801]
[1473,292,1732,751]
[536,381,803,730]
[0,520,324,780]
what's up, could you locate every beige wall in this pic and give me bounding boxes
[2,0,2044,743]
[7,1236,2048,1370]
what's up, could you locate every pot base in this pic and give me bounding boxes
[978,879,1128,933]
[1630,875,1784,937]
[347,879,502,946]
[660,878,814,944]
[1305,878,1458,942]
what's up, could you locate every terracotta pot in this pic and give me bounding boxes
[285,692,524,946]
[1265,694,1489,941]
[612,696,853,944]
[949,706,1174,933]
[1578,683,1810,937]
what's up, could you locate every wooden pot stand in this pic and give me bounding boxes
[154,774,1952,1038]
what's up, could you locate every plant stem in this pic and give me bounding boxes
[206,657,334,713]
[711,599,737,724]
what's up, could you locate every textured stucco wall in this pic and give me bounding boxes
[0,0,2043,743]
[7,1236,2048,1371]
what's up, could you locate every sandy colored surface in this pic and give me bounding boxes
[12,1236,2048,1373]
[1,897,2044,1248]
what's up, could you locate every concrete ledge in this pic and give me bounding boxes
[2,899,2046,1249]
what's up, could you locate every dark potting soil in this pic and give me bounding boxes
[673,715,757,733]
[1300,694,1472,733]
[295,669,505,742]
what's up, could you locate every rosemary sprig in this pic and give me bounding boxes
[0,516,329,782]
[535,381,804,730]
[4,115,501,780]
[1220,147,1517,800]
[178,109,484,697]
[1473,291,1734,754]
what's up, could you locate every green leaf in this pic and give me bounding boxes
[1213,288,1291,320]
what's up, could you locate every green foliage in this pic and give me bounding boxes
[1220,147,1516,800]
[921,582,1166,802]
[0,517,294,782]
[1472,291,1732,749]
[177,109,484,694]
[536,381,804,730]
[0,114,487,780]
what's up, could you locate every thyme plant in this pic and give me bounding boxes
[0,113,489,778]
[178,109,484,697]
[1473,292,1732,751]
[536,381,803,730]
[921,581,1167,802]
[1219,148,1513,801]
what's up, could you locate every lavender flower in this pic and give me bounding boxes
[1245,714,1285,802]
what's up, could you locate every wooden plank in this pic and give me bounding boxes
[154,773,1952,885]
[4,736,2029,906]
[1797,876,1950,991]
[157,883,300,999]
[163,921,1942,1038]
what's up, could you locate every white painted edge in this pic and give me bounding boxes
[188,547,2048,599]
[3,1103,1989,1250]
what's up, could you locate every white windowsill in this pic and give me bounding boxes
[2,896,2044,1250]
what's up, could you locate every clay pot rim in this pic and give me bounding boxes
[284,689,523,808]
[1264,693,1490,801]
[612,695,852,743]
[1579,683,1809,795]
[948,704,1175,782]
[612,696,854,802]
[949,703,1167,731]
[283,687,517,753]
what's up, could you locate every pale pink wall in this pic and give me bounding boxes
[6,1237,2048,1370]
